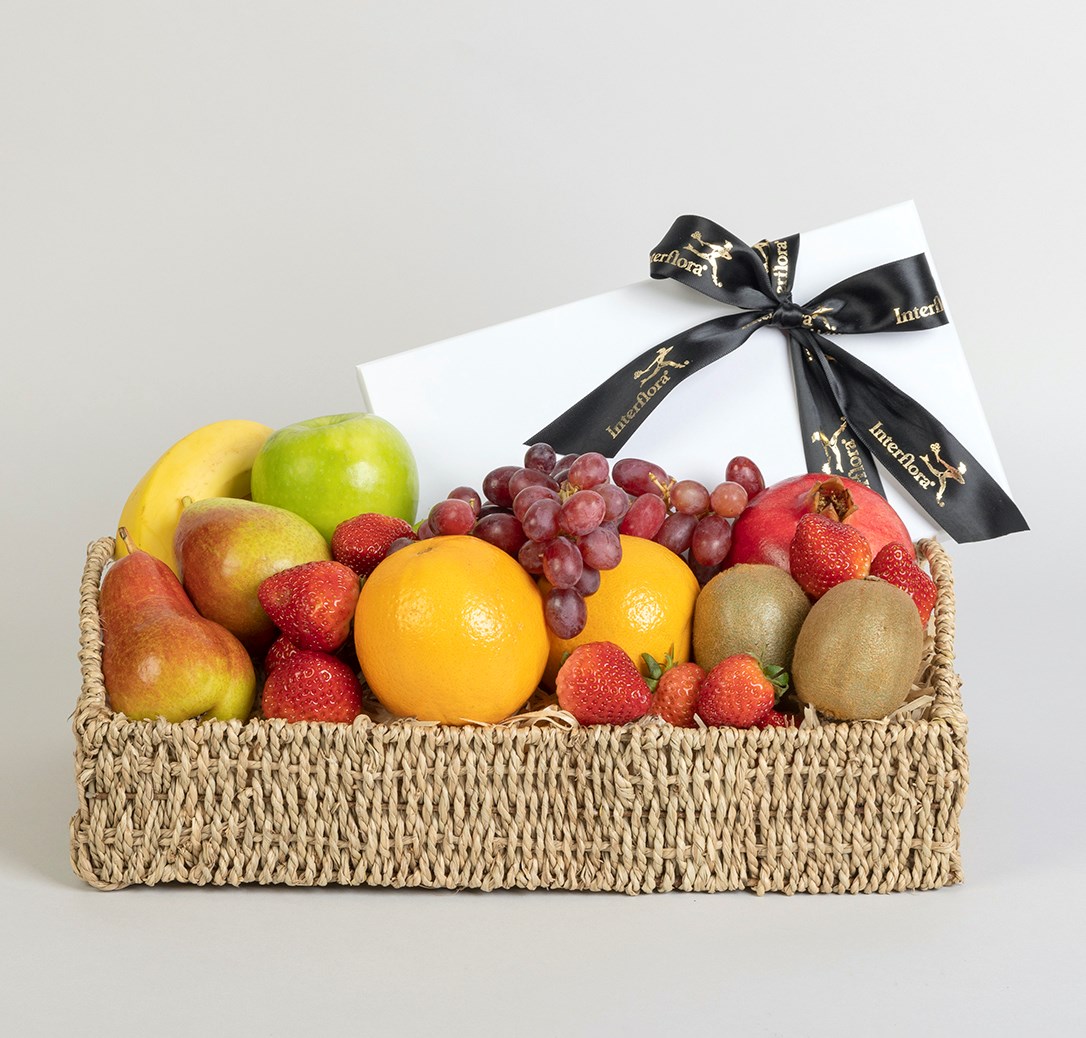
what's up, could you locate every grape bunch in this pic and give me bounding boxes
[408,446,765,640]
[415,445,630,639]
[614,454,764,585]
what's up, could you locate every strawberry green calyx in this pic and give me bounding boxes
[642,653,663,692]
[762,663,791,701]
[641,644,676,693]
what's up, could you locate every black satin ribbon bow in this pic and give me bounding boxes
[528,214,1028,542]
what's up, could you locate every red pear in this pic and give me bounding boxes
[100,534,256,722]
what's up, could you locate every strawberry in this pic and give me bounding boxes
[789,512,872,599]
[643,652,704,728]
[870,541,938,625]
[555,641,652,725]
[264,634,302,674]
[696,654,789,728]
[260,650,364,723]
[331,513,417,577]
[257,560,360,652]
[756,707,800,729]
[267,630,361,675]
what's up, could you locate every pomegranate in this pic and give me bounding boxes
[725,474,912,571]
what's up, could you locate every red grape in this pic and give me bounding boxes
[689,557,723,587]
[512,484,559,522]
[568,452,609,489]
[612,457,671,497]
[429,498,476,536]
[691,513,733,567]
[552,454,579,483]
[574,566,601,597]
[524,442,557,474]
[578,525,622,570]
[416,520,435,539]
[543,537,583,589]
[522,497,561,542]
[596,482,630,522]
[726,456,765,499]
[482,465,518,507]
[670,479,710,516]
[517,538,545,574]
[710,481,748,518]
[559,490,606,537]
[508,467,559,500]
[447,486,482,516]
[544,587,587,638]
[654,512,697,555]
[619,493,668,539]
[474,513,527,556]
[386,536,416,557]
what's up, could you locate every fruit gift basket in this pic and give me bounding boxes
[71,527,967,895]
[73,208,1034,894]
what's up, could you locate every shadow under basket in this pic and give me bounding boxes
[71,537,967,894]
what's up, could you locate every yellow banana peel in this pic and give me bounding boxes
[115,419,274,575]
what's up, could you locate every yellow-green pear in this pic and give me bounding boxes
[174,497,331,652]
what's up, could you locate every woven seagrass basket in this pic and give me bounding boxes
[71,536,967,894]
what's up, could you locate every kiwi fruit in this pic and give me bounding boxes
[791,578,924,720]
[693,564,811,671]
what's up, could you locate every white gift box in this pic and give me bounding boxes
[357,202,1013,543]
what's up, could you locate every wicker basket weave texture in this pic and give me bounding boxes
[71,537,967,894]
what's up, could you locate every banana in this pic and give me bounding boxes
[115,419,275,575]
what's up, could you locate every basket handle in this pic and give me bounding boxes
[916,538,961,710]
[76,537,116,728]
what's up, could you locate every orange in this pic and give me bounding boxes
[542,535,700,687]
[354,535,548,724]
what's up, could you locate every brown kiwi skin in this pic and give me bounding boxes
[693,564,811,672]
[791,578,924,721]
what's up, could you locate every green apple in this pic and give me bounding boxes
[250,413,419,539]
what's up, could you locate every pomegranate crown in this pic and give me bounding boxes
[806,477,858,522]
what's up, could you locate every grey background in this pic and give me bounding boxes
[2,2,1082,1034]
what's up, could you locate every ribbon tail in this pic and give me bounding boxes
[806,336,1029,541]
[527,312,764,456]
[787,332,884,495]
